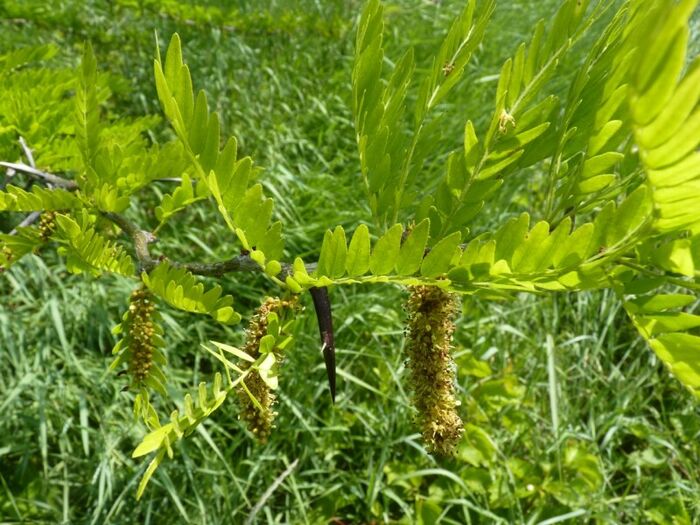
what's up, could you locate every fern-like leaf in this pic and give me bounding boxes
[0,227,42,270]
[142,261,241,324]
[131,373,229,499]
[0,184,80,212]
[289,186,652,294]
[352,0,494,227]
[422,0,609,239]
[153,35,283,265]
[624,285,700,398]
[627,0,700,234]
[548,6,633,219]
[54,212,135,276]
[74,42,102,187]
[154,173,206,227]
[0,44,57,72]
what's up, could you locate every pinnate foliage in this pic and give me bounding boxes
[625,289,700,397]
[142,261,241,325]
[54,212,135,276]
[628,0,700,234]
[153,34,284,270]
[130,296,297,498]
[0,185,80,212]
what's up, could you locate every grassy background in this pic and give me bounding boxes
[1,0,699,523]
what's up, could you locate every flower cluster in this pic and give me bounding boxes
[404,285,463,456]
[124,286,160,384]
[237,297,296,443]
[38,211,57,242]
[0,246,12,273]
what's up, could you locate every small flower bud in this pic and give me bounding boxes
[0,245,12,273]
[38,211,57,242]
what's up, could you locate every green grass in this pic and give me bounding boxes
[1,0,699,523]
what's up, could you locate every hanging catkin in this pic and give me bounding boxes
[237,297,295,443]
[125,286,160,384]
[404,286,463,456]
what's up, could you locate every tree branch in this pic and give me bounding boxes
[5,138,46,233]
[102,211,267,277]
[1,157,317,279]
[18,137,36,169]
[9,211,41,236]
[0,161,79,190]
[2,150,335,397]
[101,212,159,273]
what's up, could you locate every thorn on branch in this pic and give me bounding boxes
[309,286,336,403]
[18,136,36,169]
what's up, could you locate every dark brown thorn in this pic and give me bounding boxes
[309,286,336,403]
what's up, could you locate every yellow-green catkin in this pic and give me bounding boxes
[126,286,157,384]
[38,211,57,242]
[237,297,295,443]
[0,246,12,273]
[405,285,463,456]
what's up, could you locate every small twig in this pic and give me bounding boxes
[178,255,264,276]
[9,211,41,235]
[100,211,271,277]
[101,212,159,273]
[243,459,300,525]
[100,211,141,238]
[0,18,29,26]
[5,139,52,235]
[0,162,78,190]
[19,137,36,169]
